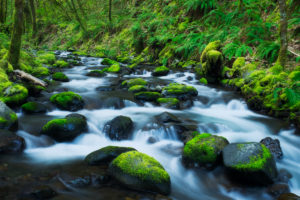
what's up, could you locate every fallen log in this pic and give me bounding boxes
[13,70,47,87]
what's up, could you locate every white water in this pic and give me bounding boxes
[17,54,300,200]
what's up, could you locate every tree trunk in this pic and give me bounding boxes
[24,0,32,33]
[0,0,5,23]
[76,0,86,20]
[29,0,36,37]
[8,0,24,68]
[68,0,86,33]
[109,0,112,22]
[278,0,288,66]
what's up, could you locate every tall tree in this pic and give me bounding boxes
[278,0,288,66]
[8,0,24,68]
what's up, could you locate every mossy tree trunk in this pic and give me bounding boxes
[278,0,288,67]
[24,0,32,33]
[29,0,37,37]
[8,0,24,68]
[0,0,7,23]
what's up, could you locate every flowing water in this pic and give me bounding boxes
[3,52,300,200]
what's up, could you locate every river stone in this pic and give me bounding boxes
[260,137,283,160]
[103,116,133,141]
[223,142,278,185]
[0,129,25,154]
[50,91,84,111]
[277,193,300,200]
[155,112,181,124]
[0,101,18,131]
[108,151,171,195]
[85,146,137,165]
[21,102,47,114]
[41,113,88,142]
[162,83,198,100]
[182,133,229,168]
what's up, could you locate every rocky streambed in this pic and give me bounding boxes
[0,51,299,200]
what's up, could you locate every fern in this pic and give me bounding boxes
[257,41,280,63]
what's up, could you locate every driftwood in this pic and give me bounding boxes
[288,47,300,57]
[13,70,47,87]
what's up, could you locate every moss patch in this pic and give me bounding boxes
[128,85,147,93]
[135,92,162,101]
[52,72,69,82]
[122,78,148,87]
[50,91,84,111]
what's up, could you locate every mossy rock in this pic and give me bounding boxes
[41,113,88,142]
[0,129,25,154]
[37,53,56,65]
[109,151,171,195]
[152,66,170,77]
[199,78,208,85]
[101,58,118,66]
[0,84,28,106]
[122,78,147,88]
[86,70,106,77]
[157,98,179,109]
[182,133,229,168]
[223,142,278,185]
[134,92,162,101]
[0,101,18,131]
[128,85,147,93]
[53,60,69,68]
[52,72,69,82]
[231,57,245,78]
[202,50,224,83]
[32,67,50,77]
[85,146,137,165]
[103,63,121,73]
[103,116,134,141]
[50,91,84,111]
[162,83,198,100]
[200,40,221,63]
[21,102,47,114]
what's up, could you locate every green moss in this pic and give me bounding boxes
[50,91,83,110]
[111,151,170,183]
[200,40,221,63]
[101,58,118,66]
[37,53,56,65]
[163,83,197,96]
[86,70,105,77]
[105,63,121,73]
[231,57,245,77]
[52,72,69,82]
[128,85,147,93]
[234,144,272,171]
[135,92,162,101]
[269,64,283,75]
[288,71,300,82]
[122,78,147,87]
[53,60,69,68]
[42,118,67,133]
[154,66,169,73]
[0,84,28,105]
[32,67,50,77]
[199,78,208,85]
[21,102,38,112]
[157,98,179,105]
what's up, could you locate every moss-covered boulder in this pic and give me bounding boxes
[52,72,69,82]
[200,41,221,63]
[0,101,18,131]
[109,151,171,195]
[101,58,118,66]
[162,83,198,100]
[152,66,170,76]
[128,85,147,93]
[103,116,134,141]
[182,133,229,168]
[50,91,84,111]
[41,114,88,142]
[21,102,47,114]
[104,63,121,73]
[134,92,162,101]
[0,129,25,154]
[223,142,278,185]
[122,78,147,88]
[86,70,106,77]
[0,84,28,106]
[157,98,179,109]
[231,57,246,78]
[85,146,136,165]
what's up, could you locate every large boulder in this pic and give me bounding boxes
[152,66,170,77]
[260,137,283,160]
[0,101,18,131]
[41,114,88,142]
[52,72,69,82]
[109,151,171,195]
[21,102,47,114]
[0,84,28,106]
[223,142,278,185]
[162,83,198,100]
[0,129,25,154]
[85,146,136,165]
[103,116,134,141]
[182,133,229,168]
[50,91,84,111]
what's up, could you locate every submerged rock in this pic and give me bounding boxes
[223,142,278,185]
[103,116,134,141]
[85,146,136,165]
[109,151,171,195]
[21,102,47,114]
[260,137,283,160]
[0,101,18,131]
[50,91,84,111]
[41,113,88,142]
[182,133,229,168]
[0,129,25,154]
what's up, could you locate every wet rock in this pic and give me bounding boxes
[180,99,194,109]
[122,78,147,88]
[1,84,28,106]
[103,116,134,141]
[162,83,198,100]
[41,114,88,142]
[30,185,57,199]
[134,92,162,102]
[277,193,300,200]
[109,151,171,195]
[128,85,147,93]
[157,98,180,109]
[21,102,47,114]
[86,70,106,77]
[85,146,136,165]
[0,101,18,131]
[68,176,91,187]
[182,133,229,169]
[223,142,278,185]
[155,112,180,124]
[152,66,170,77]
[277,169,293,183]
[187,76,193,81]
[50,91,84,111]
[52,72,69,82]
[260,137,283,160]
[147,137,158,144]
[267,183,290,199]
[0,130,25,154]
